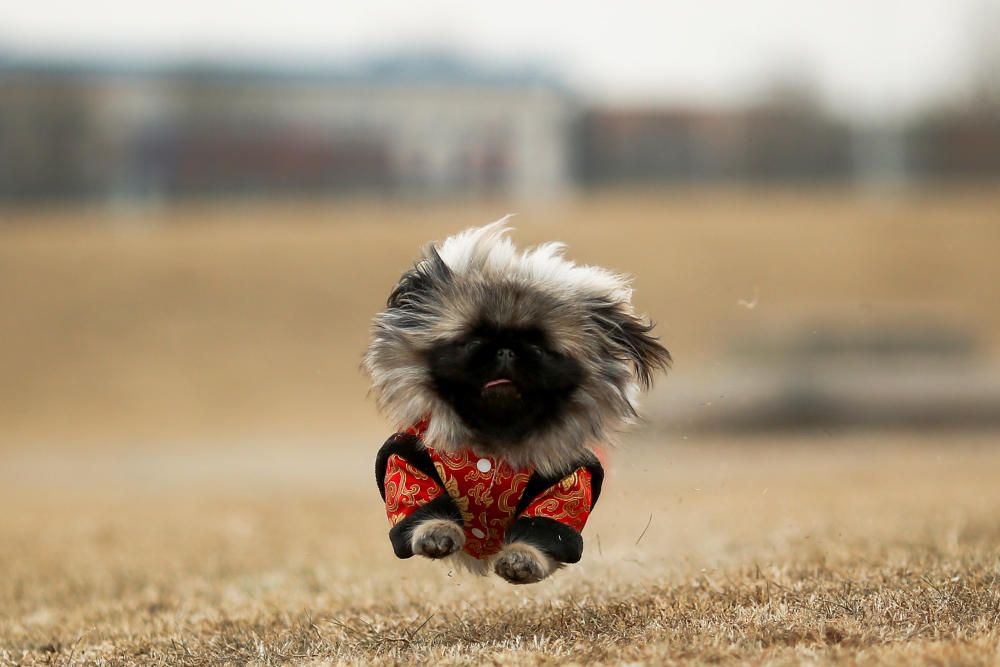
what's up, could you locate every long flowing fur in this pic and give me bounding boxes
[364,218,670,476]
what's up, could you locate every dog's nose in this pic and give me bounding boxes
[496,348,516,363]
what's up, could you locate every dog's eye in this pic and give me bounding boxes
[526,343,543,357]
[464,339,483,352]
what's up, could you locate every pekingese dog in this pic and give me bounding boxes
[366,219,669,584]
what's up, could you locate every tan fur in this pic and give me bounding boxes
[493,542,559,584]
[450,550,491,575]
[410,519,465,559]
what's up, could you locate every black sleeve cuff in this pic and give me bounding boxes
[505,516,584,564]
[387,494,464,559]
[374,431,442,500]
[515,452,605,516]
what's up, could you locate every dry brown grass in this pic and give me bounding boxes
[2,434,1000,665]
[2,189,999,446]
[2,191,1000,664]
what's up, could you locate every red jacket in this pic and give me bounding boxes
[376,420,604,562]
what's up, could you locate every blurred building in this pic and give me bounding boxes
[0,55,574,203]
[906,110,1000,180]
[575,106,853,185]
[1,53,999,205]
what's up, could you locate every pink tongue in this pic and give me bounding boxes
[483,378,513,389]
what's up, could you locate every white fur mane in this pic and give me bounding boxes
[436,217,634,306]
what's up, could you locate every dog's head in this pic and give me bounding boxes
[364,219,670,474]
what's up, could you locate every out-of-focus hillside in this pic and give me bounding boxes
[2,189,998,448]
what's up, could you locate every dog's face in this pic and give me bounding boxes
[426,323,584,443]
[364,220,669,474]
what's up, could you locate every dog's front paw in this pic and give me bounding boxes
[494,543,557,584]
[411,519,465,559]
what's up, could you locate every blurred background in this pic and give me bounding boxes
[5,7,1000,662]
[2,0,999,459]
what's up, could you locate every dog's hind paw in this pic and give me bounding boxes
[493,543,557,584]
[411,519,465,559]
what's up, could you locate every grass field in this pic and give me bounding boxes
[2,434,1000,665]
[2,190,1000,664]
[2,189,999,445]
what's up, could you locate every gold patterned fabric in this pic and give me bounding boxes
[382,419,596,560]
[429,448,533,559]
[383,455,443,527]
[520,469,594,533]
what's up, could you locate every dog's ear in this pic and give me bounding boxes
[588,299,671,389]
[386,245,452,324]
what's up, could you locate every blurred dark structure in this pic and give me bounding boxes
[652,321,1000,433]
[1,52,999,204]
[575,106,854,185]
[0,54,571,203]
[906,110,1000,180]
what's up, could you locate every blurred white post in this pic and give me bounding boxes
[852,120,908,196]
